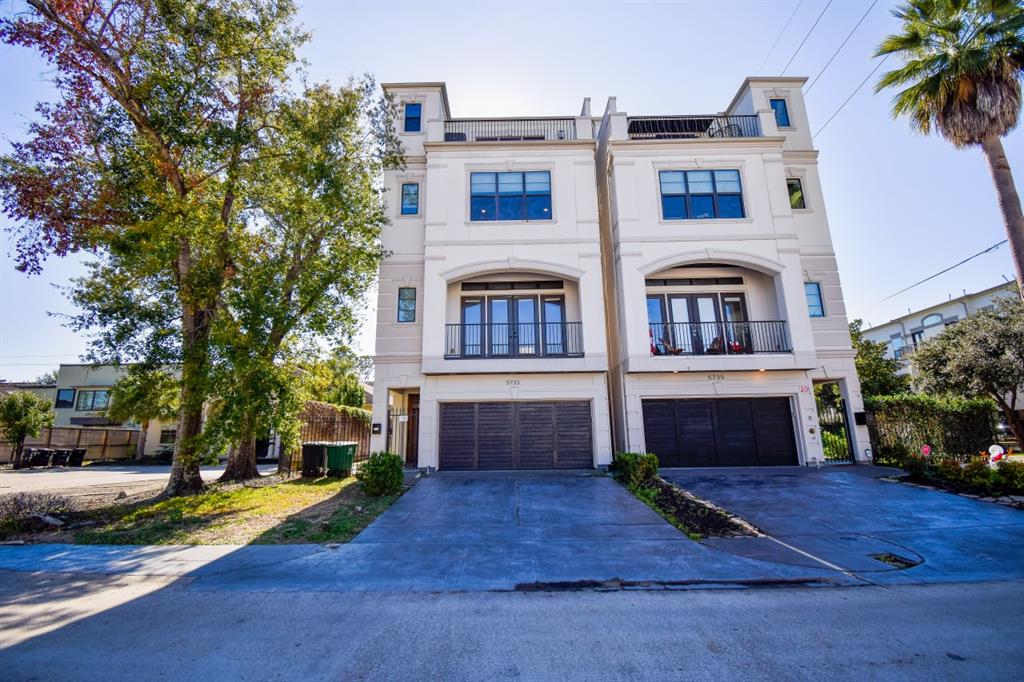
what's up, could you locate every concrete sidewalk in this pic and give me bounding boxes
[0,464,277,495]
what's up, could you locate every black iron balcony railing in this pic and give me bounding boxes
[627,115,762,140]
[445,322,584,359]
[649,321,790,356]
[444,118,577,142]
[893,346,913,361]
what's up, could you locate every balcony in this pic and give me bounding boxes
[627,115,761,140]
[445,322,584,359]
[649,321,790,356]
[444,118,577,142]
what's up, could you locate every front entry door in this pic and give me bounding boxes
[406,394,420,467]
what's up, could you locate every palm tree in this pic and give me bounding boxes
[875,0,1024,298]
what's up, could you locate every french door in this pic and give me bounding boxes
[462,295,566,357]
[647,293,748,355]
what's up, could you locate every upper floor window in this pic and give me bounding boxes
[787,178,806,209]
[470,171,552,222]
[404,103,422,133]
[804,282,825,318]
[401,183,419,215]
[659,170,744,220]
[55,388,75,409]
[770,98,791,127]
[397,287,416,322]
[922,313,943,327]
[75,389,110,411]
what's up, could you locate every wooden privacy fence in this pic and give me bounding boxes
[0,426,140,464]
[279,401,372,474]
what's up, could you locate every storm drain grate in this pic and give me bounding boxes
[872,553,920,569]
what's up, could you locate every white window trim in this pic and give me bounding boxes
[651,162,752,224]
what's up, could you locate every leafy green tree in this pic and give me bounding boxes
[875,0,1024,296]
[304,347,373,408]
[209,82,399,481]
[1,1,307,495]
[0,392,54,467]
[34,370,57,385]
[913,296,1024,446]
[850,319,912,398]
[107,368,179,460]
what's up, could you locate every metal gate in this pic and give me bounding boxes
[816,397,855,464]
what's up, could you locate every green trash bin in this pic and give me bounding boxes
[325,441,358,477]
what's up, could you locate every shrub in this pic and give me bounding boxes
[934,457,963,484]
[996,459,1024,492]
[903,453,929,481]
[613,452,659,487]
[356,451,403,496]
[866,394,996,461]
[961,456,993,493]
[0,492,75,536]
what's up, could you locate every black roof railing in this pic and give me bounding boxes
[627,115,762,140]
[444,118,577,142]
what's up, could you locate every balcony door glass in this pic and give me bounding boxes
[462,298,483,356]
[543,297,565,355]
[647,296,667,355]
[721,294,750,352]
[694,295,721,352]
[516,297,538,355]
[667,295,694,353]
[488,298,511,356]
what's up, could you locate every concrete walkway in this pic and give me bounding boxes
[0,464,277,495]
[661,466,1024,585]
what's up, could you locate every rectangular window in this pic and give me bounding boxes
[659,170,744,220]
[404,102,421,133]
[397,287,416,322]
[804,282,825,318]
[770,98,791,127]
[159,428,177,445]
[470,171,551,222]
[787,178,806,209]
[75,389,110,411]
[400,183,419,215]
[55,388,75,409]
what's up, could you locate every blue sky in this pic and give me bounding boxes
[1,0,1020,380]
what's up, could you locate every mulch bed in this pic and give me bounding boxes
[646,477,758,539]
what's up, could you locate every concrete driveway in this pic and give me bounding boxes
[661,466,1024,585]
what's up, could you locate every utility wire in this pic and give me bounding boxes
[812,55,888,139]
[879,240,1008,301]
[804,0,878,94]
[757,0,804,74]
[780,0,833,75]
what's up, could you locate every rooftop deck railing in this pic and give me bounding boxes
[627,114,762,140]
[444,118,578,142]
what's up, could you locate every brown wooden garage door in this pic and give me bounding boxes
[641,398,797,467]
[439,401,593,470]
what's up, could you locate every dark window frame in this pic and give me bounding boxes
[469,171,552,222]
[397,287,417,323]
[75,389,110,411]
[658,170,745,221]
[403,102,422,133]
[159,428,177,445]
[770,98,791,127]
[55,388,75,409]
[787,177,806,209]
[400,182,419,215]
[804,282,825,318]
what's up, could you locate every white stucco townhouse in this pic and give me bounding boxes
[369,78,870,470]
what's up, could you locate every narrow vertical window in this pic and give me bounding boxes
[787,178,806,209]
[770,98,791,127]
[404,102,422,133]
[397,288,416,322]
[804,282,825,318]
[400,183,419,215]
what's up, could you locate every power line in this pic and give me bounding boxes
[804,0,878,95]
[812,55,888,139]
[780,0,833,76]
[879,240,1009,302]
[757,1,804,74]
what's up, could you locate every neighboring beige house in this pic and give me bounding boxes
[862,280,1018,374]
[369,78,870,470]
[0,380,56,403]
[51,364,177,457]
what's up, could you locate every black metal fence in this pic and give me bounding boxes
[817,397,855,464]
[445,321,584,359]
[649,320,790,356]
[627,115,762,140]
[444,118,577,142]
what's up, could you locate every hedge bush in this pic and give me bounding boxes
[612,452,659,487]
[356,451,404,496]
[866,394,996,466]
[904,453,1024,497]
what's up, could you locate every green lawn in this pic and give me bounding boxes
[73,477,400,545]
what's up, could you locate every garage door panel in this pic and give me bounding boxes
[642,400,680,467]
[674,400,718,467]
[714,399,759,466]
[439,403,477,470]
[516,402,557,469]
[476,402,515,469]
[554,401,593,469]
[752,398,798,466]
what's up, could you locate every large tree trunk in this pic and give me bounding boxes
[981,135,1024,299]
[220,413,261,482]
[165,304,209,497]
[134,419,149,461]
[995,395,1024,450]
